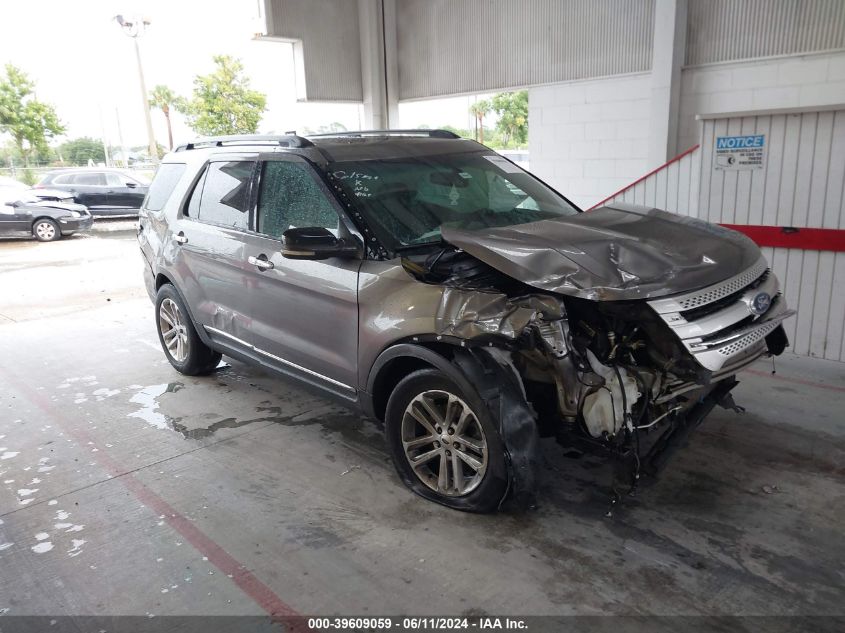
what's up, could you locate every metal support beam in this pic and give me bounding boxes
[358,0,398,129]
[648,0,687,167]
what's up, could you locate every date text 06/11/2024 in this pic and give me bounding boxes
[306,617,529,630]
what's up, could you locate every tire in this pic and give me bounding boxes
[385,368,509,512]
[33,218,61,242]
[154,284,222,375]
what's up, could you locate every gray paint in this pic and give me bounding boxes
[442,203,762,301]
[686,0,845,66]
[266,0,364,102]
[396,0,655,100]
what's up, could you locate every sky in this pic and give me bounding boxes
[0,0,484,151]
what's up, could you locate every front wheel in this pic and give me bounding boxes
[33,219,61,242]
[385,368,509,512]
[154,284,222,375]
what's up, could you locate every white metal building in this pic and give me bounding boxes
[256,0,845,361]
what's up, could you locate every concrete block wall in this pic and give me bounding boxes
[678,50,845,151]
[528,73,652,209]
[529,50,845,209]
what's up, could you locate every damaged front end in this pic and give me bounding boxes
[400,242,794,505]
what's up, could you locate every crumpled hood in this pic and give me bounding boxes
[440,202,763,300]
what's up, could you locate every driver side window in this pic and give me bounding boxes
[256,161,339,239]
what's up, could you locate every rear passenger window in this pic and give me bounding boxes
[73,173,106,185]
[194,161,253,229]
[256,161,338,238]
[145,163,186,212]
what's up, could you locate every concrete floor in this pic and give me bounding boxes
[0,226,843,620]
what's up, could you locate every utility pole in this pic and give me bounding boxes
[98,105,111,167]
[115,108,130,168]
[115,15,158,165]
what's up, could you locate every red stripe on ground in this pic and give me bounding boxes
[2,369,299,618]
[719,225,845,252]
[745,368,845,393]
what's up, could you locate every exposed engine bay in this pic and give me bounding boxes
[402,245,792,500]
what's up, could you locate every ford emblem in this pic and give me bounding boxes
[751,292,771,315]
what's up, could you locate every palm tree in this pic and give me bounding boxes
[469,99,491,143]
[149,85,177,150]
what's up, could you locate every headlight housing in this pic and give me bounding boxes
[70,210,81,218]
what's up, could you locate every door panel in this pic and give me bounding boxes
[169,160,256,346]
[106,172,148,210]
[170,218,253,344]
[0,204,32,232]
[69,173,109,210]
[243,232,361,390]
[244,157,361,391]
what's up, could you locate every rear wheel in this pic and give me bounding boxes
[385,368,509,512]
[154,284,221,375]
[33,219,61,242]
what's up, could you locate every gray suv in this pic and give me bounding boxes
[138,131,794,512]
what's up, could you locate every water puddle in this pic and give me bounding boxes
[127,383,183,430]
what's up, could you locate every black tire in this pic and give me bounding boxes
[154,284,222,375]
[385,368,509,513]
[33,218,61,242]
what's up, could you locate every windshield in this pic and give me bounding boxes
[328,152,579,251]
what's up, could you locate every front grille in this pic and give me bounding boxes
[680,270,769,321]
[716,318,782,356]
[674,259,768,310]
[647,259,793,372]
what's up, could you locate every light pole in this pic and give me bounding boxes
[114,14,158,165]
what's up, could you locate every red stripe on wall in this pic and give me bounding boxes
[588,144,701,211]
[719,224,845,252]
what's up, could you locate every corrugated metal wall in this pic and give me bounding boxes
[699,111,845,361]
[686,0,845,66]
[266,0,363,101]
[611,148,701,217]
[603,110,845,361]
[396,0,654,100]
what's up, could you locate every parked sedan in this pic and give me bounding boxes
[35,169,149,216]
[0,187,93,241]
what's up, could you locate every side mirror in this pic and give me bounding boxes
[125,182,137,188]
[281,226,359,260]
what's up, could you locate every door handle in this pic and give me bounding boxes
[173,232,188,244]
[248,255,274,270]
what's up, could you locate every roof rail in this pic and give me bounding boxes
[307,129,461,140]
[174,134,314,152]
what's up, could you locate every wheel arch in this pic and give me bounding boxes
[366,341,460,423]
[153,274,215,349]
[368,340,541,509]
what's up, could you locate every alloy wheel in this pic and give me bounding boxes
[401,390,488,497]
[159,298,189,362]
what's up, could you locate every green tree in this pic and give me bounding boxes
[469,99,491,143]
[176,56,266,136]
[0,65,64,166]
[489,91,528,148]
[149,84,177,150]
[59,137,106,165]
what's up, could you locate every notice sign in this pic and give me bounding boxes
[714,134,765,170]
